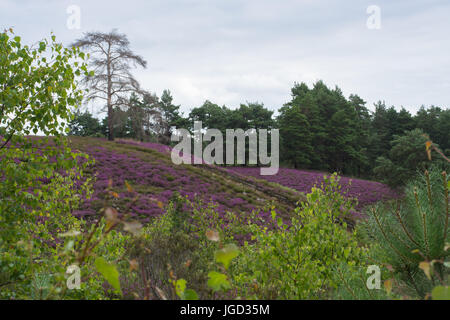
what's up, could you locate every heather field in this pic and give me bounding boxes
[70,137,297,224]
[71,137,399,223]
[226,167,399,214]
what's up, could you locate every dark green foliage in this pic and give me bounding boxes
[100,92,163,142]
[415,106,450,153]
[278,105,313,168]
[368,102,415,165]
[332,263,389,300]
[66,78,448,184]
[373,129,448,187]
[189,101,274,132]
[189,100,228,131]
[160,89,190,143]
[277,81,447,183]
[188,100,275,164]
[68,110,103,137]
[362,168,449,298]
[279,81,371,175]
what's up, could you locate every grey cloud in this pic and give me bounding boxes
[0,0,449,115]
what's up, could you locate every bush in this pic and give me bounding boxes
[230,174,367,299]
[360,167,449,299]
[123,193,230,300]
[373,129,448,187]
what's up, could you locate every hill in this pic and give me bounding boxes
[69,137,398,225]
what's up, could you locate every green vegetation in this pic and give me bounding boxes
[374,129,449,187]
[361,168,449,299]
[69,81,450,187]
[231,174,367,299]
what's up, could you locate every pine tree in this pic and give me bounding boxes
[278,105,313,168]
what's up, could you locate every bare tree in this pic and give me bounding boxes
[71,30,147,140]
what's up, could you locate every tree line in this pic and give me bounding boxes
[69,80,449,185]
[69,30,449,186]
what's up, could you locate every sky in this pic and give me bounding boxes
[1,0,449,116]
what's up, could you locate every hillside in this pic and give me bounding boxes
[70,137,398,224]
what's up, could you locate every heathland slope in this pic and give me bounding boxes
[70,137,397,224]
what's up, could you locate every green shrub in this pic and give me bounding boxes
[361,167,449,298]
[331,262,390,300]
[230,174,367,299]
[373,129,449,187]
[124,194,227,300]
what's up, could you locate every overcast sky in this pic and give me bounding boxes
[1,0,449,115]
